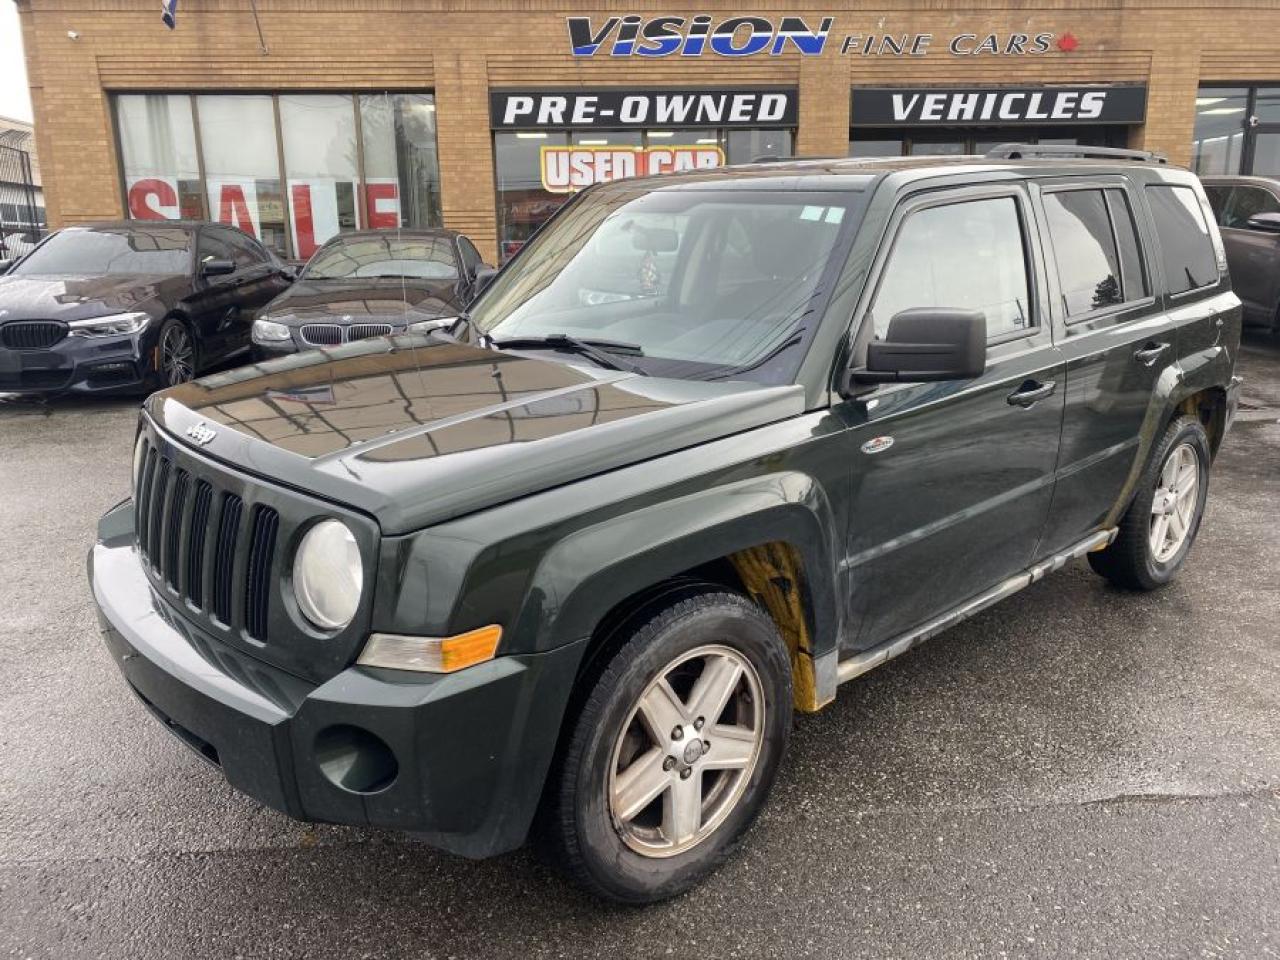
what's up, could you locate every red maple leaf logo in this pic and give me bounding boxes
[1056,32,1080,52]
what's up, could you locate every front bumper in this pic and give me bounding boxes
[0,333,149,395]
[90,500,585,858]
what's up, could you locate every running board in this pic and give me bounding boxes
[835,528,1117,686]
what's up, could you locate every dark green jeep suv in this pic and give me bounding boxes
[90,146,1243,903]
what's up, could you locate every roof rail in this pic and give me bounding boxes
[985,143,1168,164]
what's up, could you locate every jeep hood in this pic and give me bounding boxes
[148,336,804,533]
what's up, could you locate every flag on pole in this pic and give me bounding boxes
[161,0,178,29]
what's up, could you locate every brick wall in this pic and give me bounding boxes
[16,0,1280,262]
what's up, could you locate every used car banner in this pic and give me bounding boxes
[540,145,724,192]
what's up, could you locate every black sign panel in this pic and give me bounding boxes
[851,85,1147,127]
[491,88,799,129]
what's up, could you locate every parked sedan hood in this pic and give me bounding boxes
[149,336,804,533]
[260,276,461,324]
[0,273,178,322]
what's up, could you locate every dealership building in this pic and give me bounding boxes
[14,0,1280,262]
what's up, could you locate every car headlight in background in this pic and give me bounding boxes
[407,317,454,335]
[252,318,292,343]
[293,519,363,630]
[67,312,151,338]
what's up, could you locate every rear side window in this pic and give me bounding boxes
[871,196,1032,340]
[1146,185,1219,295]
[1042,187,1148,319]
[1043,190,1124,316]
[1107,190,1149,302]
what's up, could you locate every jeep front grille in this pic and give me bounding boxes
[1,320,67,350]
[135,443,277,642]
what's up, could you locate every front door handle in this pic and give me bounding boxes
[1007,379,1057,408]
[1133,341,1170,366]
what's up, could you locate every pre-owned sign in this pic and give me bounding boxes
[851,85,1147,126]
[492,88,797,129]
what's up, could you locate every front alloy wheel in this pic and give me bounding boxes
[609,644,765,857]
[544,588,791,903]
[159,320,195,386]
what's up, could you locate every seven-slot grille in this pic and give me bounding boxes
[1,320,67,350]
[135,439,277,643]
[299,322,395,346]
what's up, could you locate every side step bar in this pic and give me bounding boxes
[836,528,1117,686]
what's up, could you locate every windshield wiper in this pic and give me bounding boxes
[491,334,648,375]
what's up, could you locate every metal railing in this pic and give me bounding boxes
[0,141,46,259]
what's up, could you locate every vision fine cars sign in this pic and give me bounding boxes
[567,15,1085,58]
[851,85,1148,126]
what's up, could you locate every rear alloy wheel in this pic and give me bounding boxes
[545,588,791,903]
[1088,415,1211,590]
[157,318,195,386]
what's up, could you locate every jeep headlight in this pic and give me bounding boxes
[293,520,363,630]
[252,318,292,343]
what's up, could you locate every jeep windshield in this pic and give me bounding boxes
[469,181,865,384]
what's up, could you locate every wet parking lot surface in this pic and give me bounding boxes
[1,337,1277,959]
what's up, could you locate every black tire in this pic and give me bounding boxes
[544,587,792,904]
[1087,415,1211,590]
[153,316,197,388]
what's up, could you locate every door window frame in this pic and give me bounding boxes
[849,181,1049,378]
[1034,178,1158,327]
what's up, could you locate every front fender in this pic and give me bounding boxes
[526,471,843,706]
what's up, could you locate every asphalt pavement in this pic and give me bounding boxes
[1,336,1277,960]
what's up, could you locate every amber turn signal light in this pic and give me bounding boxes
[357,625,502,673]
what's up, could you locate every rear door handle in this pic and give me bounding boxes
[1007,379,1057,408]
[1133,341,1170,366]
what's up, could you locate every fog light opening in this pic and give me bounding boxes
[314,724,398,794]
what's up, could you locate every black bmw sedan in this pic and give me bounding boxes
[250,229,488,358]
[0,221,292,396]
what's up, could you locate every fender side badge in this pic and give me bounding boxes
[861,435,895,455]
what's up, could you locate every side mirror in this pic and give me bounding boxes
[847,308,987,389]
[473,265,499,294]
[201,258,236,278]
[1245,211,1280,233]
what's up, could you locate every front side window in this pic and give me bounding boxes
[15,227,190,276]
[1146,185,1219,295]
[472,184,861,383]
[304,235,458,280]
[1224,186,1280,228]
[871,196,1031,339]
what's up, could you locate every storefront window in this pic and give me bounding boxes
[1191,89,1249,175]
[197,94,289,255]
[494,127,791,261]
[113,91,442,259]
[115,94,203,221]
[279,94,359,258]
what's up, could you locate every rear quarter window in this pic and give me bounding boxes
[1145,184,1219,296]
